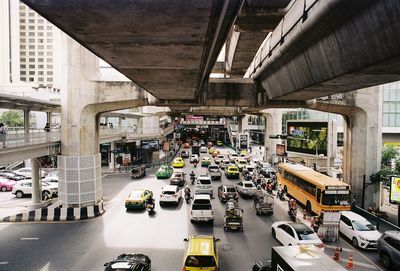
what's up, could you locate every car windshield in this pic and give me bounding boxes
[173,173,182,177]
[353,220,376,231]
[322,192,351,206]
[209,167,219,172]
[226,187,236,192]
[129,191,143,199]
[185,256,216,267]
[244,183,253,188]
[238,161,246,165]
[297,231,319,241]
[192,204,212,210]
[162,190,176,195]
[247,167,254,172]
[199,179,211,185]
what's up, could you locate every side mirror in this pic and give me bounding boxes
[183,238,188,242]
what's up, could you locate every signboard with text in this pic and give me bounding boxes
[390,176,400,204]
[276,144,285,156]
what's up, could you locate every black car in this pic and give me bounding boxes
[0,171,26,181]
[181,150,190,158]
[104,253,151,271]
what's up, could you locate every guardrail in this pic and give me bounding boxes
[0,131,60,149]
[351,205,400,232]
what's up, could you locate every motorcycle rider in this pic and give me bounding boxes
[146,195,155,211]
[184,185,191,201]
[288,198,297,221]
[190,171,196,184]
[277,183,284,200]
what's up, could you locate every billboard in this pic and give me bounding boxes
[276,144,285,156]
[238,133,249,150]
[389,176,400,204]
[286,121,329,156]
[141,140,159,150]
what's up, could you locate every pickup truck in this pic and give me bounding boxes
[207,165,222,180]
[190,194,214,223]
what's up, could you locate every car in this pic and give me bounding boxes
[259,166,276,179]
[208,147,216,154]
[240,149,248,155]
[243,165,256,177]
[181,150,190,158]
[12,180,58,198]
[228,153,239,163]
[199,140,205,145]
[256,161,270,171]
[207,165,222,180]
[195,175,213,196]
[170,171,186,187]
[200,146,207,153]
[225,165,239,179]
[104,253,151,271]
[0,177,16,191]
[271,221,324,249]
[125,189,153,210]
[190,195,214,223]
[235,158,248,172]
[219,159,231,170]
[378,231,400,269]
[0,170,26,181]
[216,140,223,146]
[160,185,182,206]
[13,167,47,179]
[236,181,257,197]
[148,141,159,149]
[183,142,190,148]
[172,157,185,168]
[207,141,213,148]
[339,211,382,250]
[239,153,251,162]
[190,154,199,163]
[155,165,173,179]
[217,184,239,202]
[43,174,58,184]
[201,157,211,167]
[183,235,219,269]
[214,155,224,164]
[211,150,220,158]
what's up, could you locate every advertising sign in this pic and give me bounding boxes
[162,141,170,152]
[389,176,400,204]
[122,154,131,166]
[238,133,249,150]
[276,144,285,156]
[286,121,329,156]
[141,140,159,150]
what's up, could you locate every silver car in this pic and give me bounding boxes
[378,231,400,269]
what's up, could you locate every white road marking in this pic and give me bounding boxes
[0,262,8,265]
[20,237,39,240]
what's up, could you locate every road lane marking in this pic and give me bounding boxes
[0,262,8,265]
[20,237,39,240]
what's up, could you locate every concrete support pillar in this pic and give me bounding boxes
[237,115,243,133]
[23,110,30,133]
[31,158,41,204]
[109,141,116,170]
[46,112,51,125]
[262,110,282,163]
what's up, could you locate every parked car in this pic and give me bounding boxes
[218,184,239,202]
[378,231,400,269]
[214,155,224,164]
[170,171,186,187]
[43,175,58,184]
[200,146,208,153]
[155,165,173,179]
[172,157,185,168]
[181,150,190,158]
[0,170,26,181]
[0,177,16,191]
[104,253,151,271]
[235,158,248,172]
[225,165,239,179]
[339,211,382,250]
[228,153,239,163]
[201,157,211,167]
[190,154,199,163]
[190,195,213,223]
[236,181,257,197]
[271,221,324,250]
[125,189,153,210]
[183,235,219,269]
[160,185,182,206]
[13,167,47,179]
[207,165,222,180]
[12,180,58,198]
[195,175,213,197]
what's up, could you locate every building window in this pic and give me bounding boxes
[29,52,35,56]
[47,26,52,30]
[29,39,35,43]
[20,32,26,37]
[29,65,35,69]
[29,26,35,30]
[48,78,53,82]
[38,19,44,23]
[47,39,52,43]
[38,58,43,62]
[20,19,25,23]
[21,71,26,75]
[47,71,53,75]
[38,65,44,69]
[38,78,44,82]
[47,52,52,56]
[20,64,26,69]
[38,32,44,37]
[38,71,44,75]
[38,52,44,56]
[46,58,52,62]
[47,65,53,69]
[29,71,35,75]
[29,78,34,82]
[38,26,44,30]
[28,19,34,24]
[20,77,26,81]
[47,45,52,50]
[38,45,44,49]
[20,25,25,30]
[29,45,35,49]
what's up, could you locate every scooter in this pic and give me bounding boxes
[146,202,155,215]
[185,190,191,203]
[193,161,198,168]
[288,208,297,222]
[277,187,285,200]
[190,175,196,185]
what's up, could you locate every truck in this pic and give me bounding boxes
[191,145,200,156]
[252,245,346,271]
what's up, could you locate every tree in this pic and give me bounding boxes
[0,110,24,127]
[381,145,399,166]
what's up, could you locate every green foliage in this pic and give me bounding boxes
[0,110,24,127]
[381,145,399,166]
[370,167,396,186]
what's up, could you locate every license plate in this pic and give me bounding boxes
[231,227,237,229]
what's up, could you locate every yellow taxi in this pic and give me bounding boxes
[225,165,240,179]
[183,235,220,271]
[125,189,153,210]
[172,157,185,168]
[208,147,216,154]
[240,149,248,155]
[211,150,220,158]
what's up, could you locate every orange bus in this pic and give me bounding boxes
[277,162,351,215]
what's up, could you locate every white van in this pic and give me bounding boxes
[190,194,213,223]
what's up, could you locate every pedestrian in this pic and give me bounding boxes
[0,123,6,148]
[44,123,50,142]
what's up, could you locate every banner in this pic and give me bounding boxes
[389,176,400,204]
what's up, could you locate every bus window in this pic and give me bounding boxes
[316,188,321,203]
[322,191,350,206]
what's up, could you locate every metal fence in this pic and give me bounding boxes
[0,130,60,149]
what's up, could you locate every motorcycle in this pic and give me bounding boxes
[266,183,273,194]
[146,201,155,215]
[184,189,191,203]
[277,187,285,200]
[193,161,198,168]
[190,175,196,185]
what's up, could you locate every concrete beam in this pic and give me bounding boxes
[0,143,60,165]
[249,0,400,101]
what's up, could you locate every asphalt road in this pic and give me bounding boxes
[0,145,391,270]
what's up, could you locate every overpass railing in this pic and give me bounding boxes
[0,130,60,149]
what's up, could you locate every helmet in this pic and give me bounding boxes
[185,185,189,189]
[290,199,295,202]
[257,185,261,190]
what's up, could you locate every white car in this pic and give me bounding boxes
[13,167,47,179]
[340,211,382,250]
[228,153,239,163]
[190,194,213,223]
[271,221,324,250]
[43,175,58,184]
[195,175,213,197]
[236,181,257,197]
[12,180,58,198]
[235,158,248,172]
[190,154,199,163]
[219,159,231,169]
[159,185,182,206]
[214,155,224,164]
[200,146,208,153]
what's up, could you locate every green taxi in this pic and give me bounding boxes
[156,165,174,179]
[201,157,211,167]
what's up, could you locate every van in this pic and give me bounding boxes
[190,194,213,223]
[195,175,213,197]
[183,235,220,271]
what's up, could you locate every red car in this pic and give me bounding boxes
[183,142,190,148]
[0,177,16,192]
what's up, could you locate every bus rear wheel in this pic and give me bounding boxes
[306,201,312,214]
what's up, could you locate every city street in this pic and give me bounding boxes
[0,146,389,270]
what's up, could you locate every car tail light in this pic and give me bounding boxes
[316,243,324,248]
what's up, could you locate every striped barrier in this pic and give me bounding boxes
[1,202,104,222]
